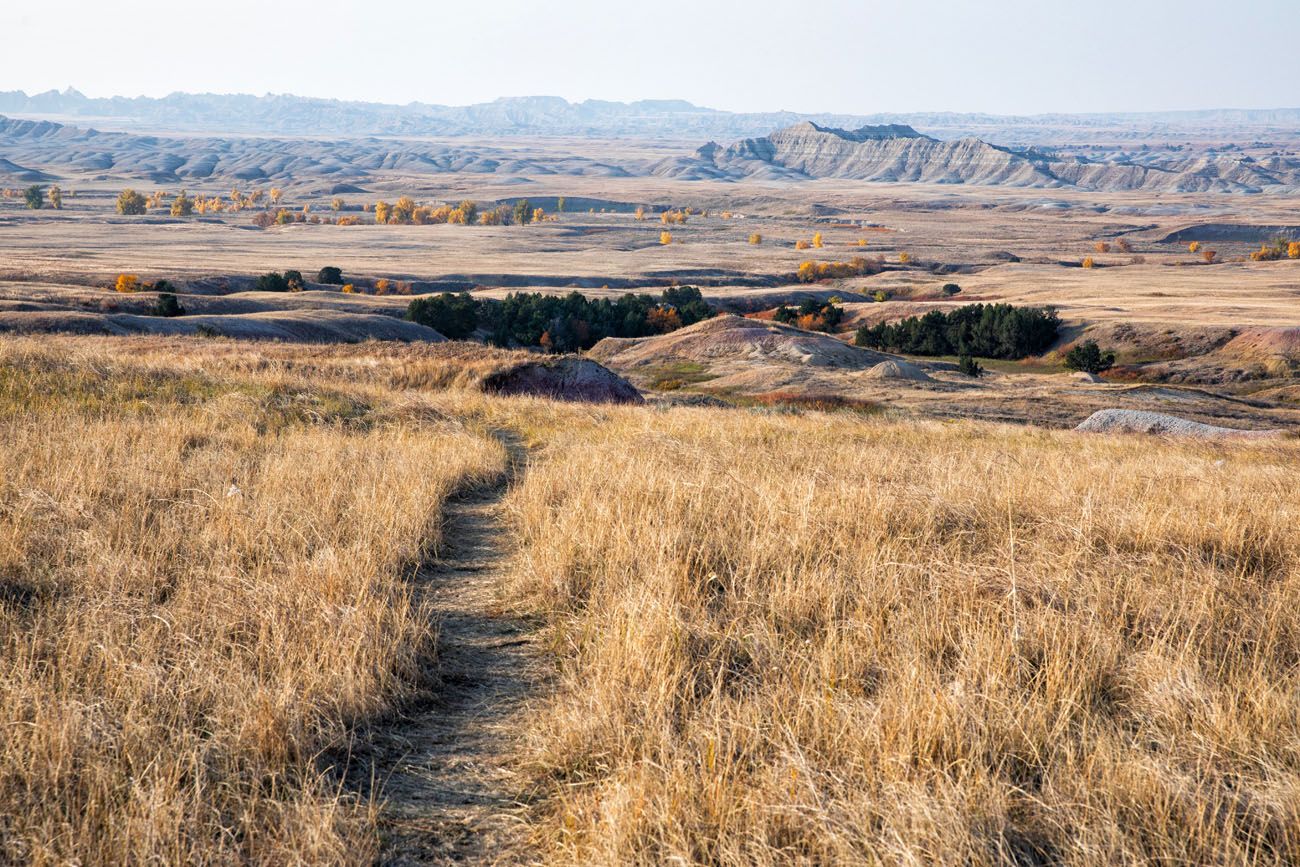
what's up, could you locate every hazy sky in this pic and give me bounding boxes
[3,0,1297,115]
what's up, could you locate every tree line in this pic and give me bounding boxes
[854,304,1060,359]
[407,286,714,352]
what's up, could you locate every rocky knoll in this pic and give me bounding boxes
[481,357,643,404]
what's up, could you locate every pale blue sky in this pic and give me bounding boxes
[3,0,1296,114]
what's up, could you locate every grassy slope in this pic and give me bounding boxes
[0,340,506,864]
[505,406,1300,864]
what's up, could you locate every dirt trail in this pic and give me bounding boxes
[348,443,544,865]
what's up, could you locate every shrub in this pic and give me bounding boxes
[1115,239,1132,253]
[251,211,276,228]
[24,185,43,210]
[645,306,683,333]
[872,290,889,303]
[341,284,357,294]
[284,270,304,291]
[407,292,479,339]
[1094,241,1110,253]
[254,272,291,293]
[898,252,911,264]
[1082,256,1095,269]
[958,354,984,377]
[1064,340,1116,374]
[1188,241,1201,253]
[149,293,185,317]
[1250,238,1292,261]
[942,283,961,296]
[1202,249,1218,264]
[796,257,879,283]
[116,189,147,215]
[795,239,811,250]
[855,303,1060,360]
[170,190,193,217]
[317,267,343,285]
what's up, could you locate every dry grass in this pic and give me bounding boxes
[0,339,505,865]
[506,408,1300,864]
[4,332,1299,865]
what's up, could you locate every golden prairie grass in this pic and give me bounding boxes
[0,340,505,864]
[506,408,1300,864]
[4,333,1300,865]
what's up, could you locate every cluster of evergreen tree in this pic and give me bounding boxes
[773,298,844,333]
[854,303,1060,359]
[407,286,713,352]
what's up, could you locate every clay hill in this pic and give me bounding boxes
[0,116,630,188]
[656,122,1300,192]
[587,314,944,395]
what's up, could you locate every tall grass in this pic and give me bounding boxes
[0,343,505,864]
[506,409,1300,864]
[4,334,1299,864]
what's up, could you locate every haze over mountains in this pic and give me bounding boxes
[4,88,1300,144]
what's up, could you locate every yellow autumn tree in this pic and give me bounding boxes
[115,274,140,292]
[899,252,912,264]
[392,197,417,224]
[634,206,646,221]
[269,188,283,205]
[659,231,672,245]
[1082,256,1095,269]
[1188,241,1201,253]
[115,189,148,215]
[170,189,194,217]
[748,233,762,245]
[373,201,391,224]
[795,239,811,250]
[47,185,62,210]
[812,232,824,248]
[1289,242,1300,259]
